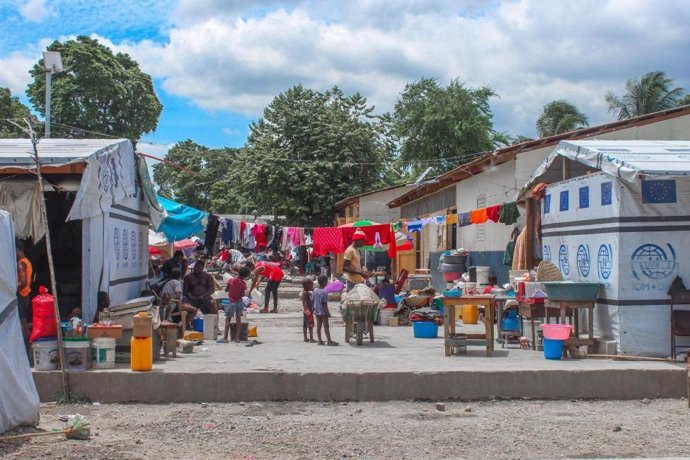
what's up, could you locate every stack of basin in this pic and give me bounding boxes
[438,253,468,281]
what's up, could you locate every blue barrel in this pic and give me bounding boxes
[543,338,564,360]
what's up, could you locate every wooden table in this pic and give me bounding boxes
[443,295,495,357]
[518,299,547,350]
[545,299,596,352]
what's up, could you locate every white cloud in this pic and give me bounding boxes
[117,0,689,137]
[19,0,55,22]
[3,0,690,139]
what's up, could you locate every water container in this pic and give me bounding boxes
[462,304,479,324]
[543,338,564,360]
[64,340,90,371]
[501,310,520,332]
[130,336,153,371]
[92,337,116,369]
[32,338,58,371]
[378,308,395,325]
[132,312,153,338]
[203,314,218,340]
[193,315,204,333]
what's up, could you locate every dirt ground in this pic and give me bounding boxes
[3,399,690,459]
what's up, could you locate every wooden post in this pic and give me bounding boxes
[562,157,571,181]
[26,120,69,400]
[524,198,534,270]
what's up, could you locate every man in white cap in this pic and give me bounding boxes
[343,228,371,292]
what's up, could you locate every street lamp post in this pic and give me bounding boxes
[42,51,63,138]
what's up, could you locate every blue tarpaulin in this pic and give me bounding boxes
[157,195,207,242]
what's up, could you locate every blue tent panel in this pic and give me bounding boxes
[157,195,207,242]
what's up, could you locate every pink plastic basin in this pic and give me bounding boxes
[541,324,572,340]
[442,272,461,281]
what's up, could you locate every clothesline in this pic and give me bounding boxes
[201,201,521,257]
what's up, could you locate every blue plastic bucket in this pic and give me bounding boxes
[413,321,439,338]
[193,316,204,333]
[543,338,564,360]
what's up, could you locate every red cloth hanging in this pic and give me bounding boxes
[252,223,269,250]
[312,227,345,256]
[486,205,501,223]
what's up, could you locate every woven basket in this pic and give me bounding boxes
[537,261,563,282]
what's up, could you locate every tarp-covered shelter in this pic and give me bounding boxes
[519,140,690,356]
[0,139,164,322]
[0,209,40,433]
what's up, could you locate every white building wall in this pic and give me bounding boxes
[359,186,415,224]
[456,159,519,252]
[458,114,690,254]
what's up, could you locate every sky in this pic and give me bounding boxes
[1,0,689,160]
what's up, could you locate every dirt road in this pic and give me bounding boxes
[2,399,690,459]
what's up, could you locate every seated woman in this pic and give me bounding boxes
[160,268,197,329]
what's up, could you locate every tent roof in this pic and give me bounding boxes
[517,139,690,199]
[0,138,129,167]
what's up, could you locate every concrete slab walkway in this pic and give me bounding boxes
[33,311,686,403]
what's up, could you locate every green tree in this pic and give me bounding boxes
[0,87,33,138]
[605,71,686,120]
[392,78,504,174]
[236,85,393,226]
[678,94,690,107]
[153,140,240,212]
[536,99,588,138]
[26,36,162,142]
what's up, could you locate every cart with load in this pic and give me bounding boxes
[340,284,385,346]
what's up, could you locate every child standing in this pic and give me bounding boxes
[223,266,251,343]
[313,274,338,346]
[300,278,316,343]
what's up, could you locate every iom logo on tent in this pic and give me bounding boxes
[543,244,551,261]
[597,244,613,280]
[559,244,569,276]
[631,243,676,281]
[577,244,591,277]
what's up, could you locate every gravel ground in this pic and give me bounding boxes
[3,399,690,459]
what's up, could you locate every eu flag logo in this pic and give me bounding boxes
[641,180,676,204]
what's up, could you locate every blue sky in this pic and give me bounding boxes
[1,0,689,158]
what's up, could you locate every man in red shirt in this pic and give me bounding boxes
[223,266,251,343]
[250,260,285,313]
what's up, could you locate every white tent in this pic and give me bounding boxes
[519,140,690,356]
[0,209,39,433]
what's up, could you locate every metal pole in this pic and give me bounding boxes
[45,71,51,139]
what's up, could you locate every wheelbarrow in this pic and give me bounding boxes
[340,300,381,346]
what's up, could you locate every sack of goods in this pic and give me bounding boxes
[341,284,385,308]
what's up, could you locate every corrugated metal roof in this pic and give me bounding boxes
[387,105,690,209]
[0,138,129,166]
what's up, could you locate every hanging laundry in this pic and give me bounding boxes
[406,220,423,233]
[498,202,520,225]
[421,217,434,226]
[458,212,471,227]
[446,214,458,225]
[232,219,241,243]
[242,222,256,250]
[265,225,274,247]
[313,227,345,256]
[435,215,446,225]
[469,208,488,224]
[204,214,220,252]
[252,223,269,251]
[393,222,403,232]
[220,217,233,244]
[486,205,501,223]
[270,226,283,251]
[341,224,394,247]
